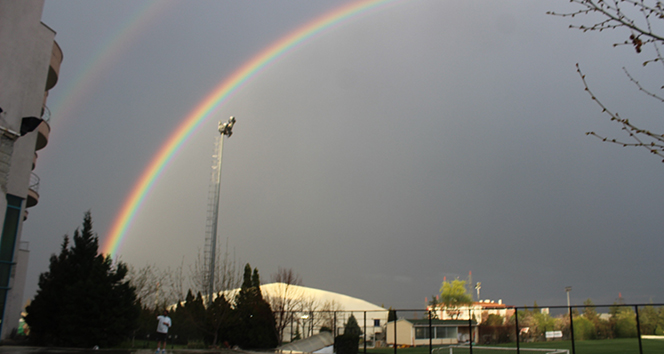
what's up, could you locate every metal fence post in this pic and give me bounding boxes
[394,310,398,354]
[635,305,643,354]
[468,311,473,354]
[515,308,520,354]
[364,311,367,354]
[428,311,432,354]
[334,311,337,352]
[569,306,575,354]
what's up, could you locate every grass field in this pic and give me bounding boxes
[366,338,664,354]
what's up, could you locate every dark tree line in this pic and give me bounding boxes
[136,263,278,349]
[24,213,278,350]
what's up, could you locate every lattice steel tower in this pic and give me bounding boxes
[204,116,236,299]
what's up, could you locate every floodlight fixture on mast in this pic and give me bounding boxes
[205,116,236,300]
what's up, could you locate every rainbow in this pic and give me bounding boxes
[102,0,399,256]
[50,1,170,128]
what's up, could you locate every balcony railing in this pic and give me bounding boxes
[41,105,51,123]
[27,173,40,208]
[45,41,62,91]
[35,115,50,151]
[29,172,39,194]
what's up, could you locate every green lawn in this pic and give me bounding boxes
[366,338,664,354]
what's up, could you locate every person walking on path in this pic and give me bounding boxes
[156,310,172,353]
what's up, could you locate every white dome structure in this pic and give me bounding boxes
[260,283,387,313]
[251,283,388,347]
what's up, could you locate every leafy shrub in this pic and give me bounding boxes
[573,316,595,340]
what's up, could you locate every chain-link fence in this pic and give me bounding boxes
[279,310,389,350]
[378,303,664,354]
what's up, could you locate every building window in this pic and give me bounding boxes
[436,327,457,339]
[415,327,430,339]
[374,319,380,327]
[416,326,458,339]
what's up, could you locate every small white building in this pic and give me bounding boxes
[385,318,478,347]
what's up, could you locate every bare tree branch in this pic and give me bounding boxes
[190,238,242,304]
[265,268,304,344]
[577,64,664,160]
[549,1,664,162]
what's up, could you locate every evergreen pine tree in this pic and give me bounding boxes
[231,263,278,349]
[204,294,232,346]
[344,314,362,336]
[335,314,361,354]
[25,212,140,347]
[387,307,397,322]
[171,290,193,343]
[183,291,206,342]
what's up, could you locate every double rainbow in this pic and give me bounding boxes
[101,0,397,256]
[51,0,170,127]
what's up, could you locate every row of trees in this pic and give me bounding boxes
[480,300,664,344]
[134,265,346,347]
[23,213,351,349]
[27,213,660,348]
[571,300,664,340]
[428,278,664,343]
[132,264,278,349]
[23,213,282,349]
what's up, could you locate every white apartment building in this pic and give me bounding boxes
[0,0,61,340]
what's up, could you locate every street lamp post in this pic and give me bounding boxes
[301,314,309,339]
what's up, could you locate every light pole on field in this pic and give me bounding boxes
[205,116,236,299]
[565,286,572,313]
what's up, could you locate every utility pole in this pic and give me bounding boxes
[204,116,236,300]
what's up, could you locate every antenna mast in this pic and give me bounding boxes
[204,116,236,300]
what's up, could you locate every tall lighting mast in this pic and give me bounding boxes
[204,116,236,300]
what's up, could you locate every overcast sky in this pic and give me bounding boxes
[28,0,662,310]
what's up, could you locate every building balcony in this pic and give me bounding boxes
[35,106,50,151]
[45,41,62,91]
[26,173,39,208]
